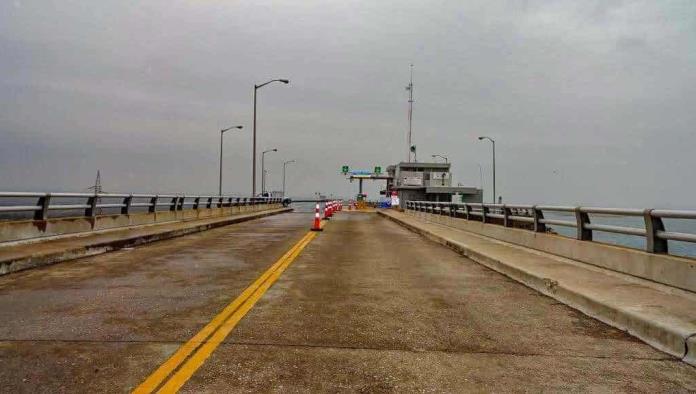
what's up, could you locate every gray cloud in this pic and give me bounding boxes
[1,0,695,207]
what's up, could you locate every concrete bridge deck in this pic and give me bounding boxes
[1,211,695,392]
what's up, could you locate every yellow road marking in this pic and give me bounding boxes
[157,232,317,393]
[133,226,321,393]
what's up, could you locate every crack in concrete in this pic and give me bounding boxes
[219,340,680,361]
[0,339,678,362]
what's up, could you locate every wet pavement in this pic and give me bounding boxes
[1,212,695,392]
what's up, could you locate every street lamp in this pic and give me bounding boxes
[282,160,296,197]
[253,78,290,196]
[261,148,278,196]
[219,125,243,196]
[431,154,448,163]
[478,136,495,203]
[477,163,484,190]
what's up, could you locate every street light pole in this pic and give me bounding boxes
[219,125,243,196]
[282,160,295,197]
[431,154,448,163]
[478,136,496,203]
[261,148,278,196]
[477,163,484,190]
[252,78,290,196]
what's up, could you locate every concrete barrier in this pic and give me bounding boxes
[406,209,696,293]
[0,206,290,276]
[0,204,280,244]
[379,209,696,367]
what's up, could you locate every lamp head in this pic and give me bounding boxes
[279,79,290,84]
[478,136,485,140]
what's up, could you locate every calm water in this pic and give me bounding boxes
[2,197,696,258]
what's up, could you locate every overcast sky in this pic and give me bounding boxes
[1,1,695,207]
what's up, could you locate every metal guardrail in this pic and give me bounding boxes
[405,200,696,255]
[0,192,282,221]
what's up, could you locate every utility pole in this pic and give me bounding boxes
[406,64,414,162]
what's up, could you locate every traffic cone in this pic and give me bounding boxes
[323,202,331,220]
[311,203,323,231]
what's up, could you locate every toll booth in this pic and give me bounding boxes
[385,162,482,204]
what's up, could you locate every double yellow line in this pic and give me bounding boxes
[133,229,319,393]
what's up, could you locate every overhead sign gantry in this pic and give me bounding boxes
[341,165,391,201]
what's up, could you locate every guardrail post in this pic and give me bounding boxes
[169,197,177,211]
[533,205,546,232]
[193,197,200,210]
[217,197,223,208]
[482,205,489,223]
[149,196,158,213]
[644,209,668,254]
[179,196,186,211]
[503,205,512,227]
[575,207,592,240]
[122,195,133,215]
[464,204,470,220]
[35,193,51,221]
[450,203,456,218]
[86,195,98,218]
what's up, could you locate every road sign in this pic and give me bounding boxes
[374,166,381,174]
[341,165,349,174]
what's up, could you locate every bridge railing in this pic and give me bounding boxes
[0,192,282,221]
[405,201,696,255]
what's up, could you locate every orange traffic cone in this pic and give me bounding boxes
[311,203,323,231]
[323,202,331,220]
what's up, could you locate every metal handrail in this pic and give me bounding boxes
[404,200,696,255]
[0,191,281,221]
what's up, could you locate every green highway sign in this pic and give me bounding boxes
[341,165,349,173]
[374,166,382,174]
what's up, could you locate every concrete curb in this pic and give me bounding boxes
[687,335,696,366]
[378,210,696,367]
[1,208,292,276]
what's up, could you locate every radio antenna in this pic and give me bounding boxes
[406,64,414,162]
